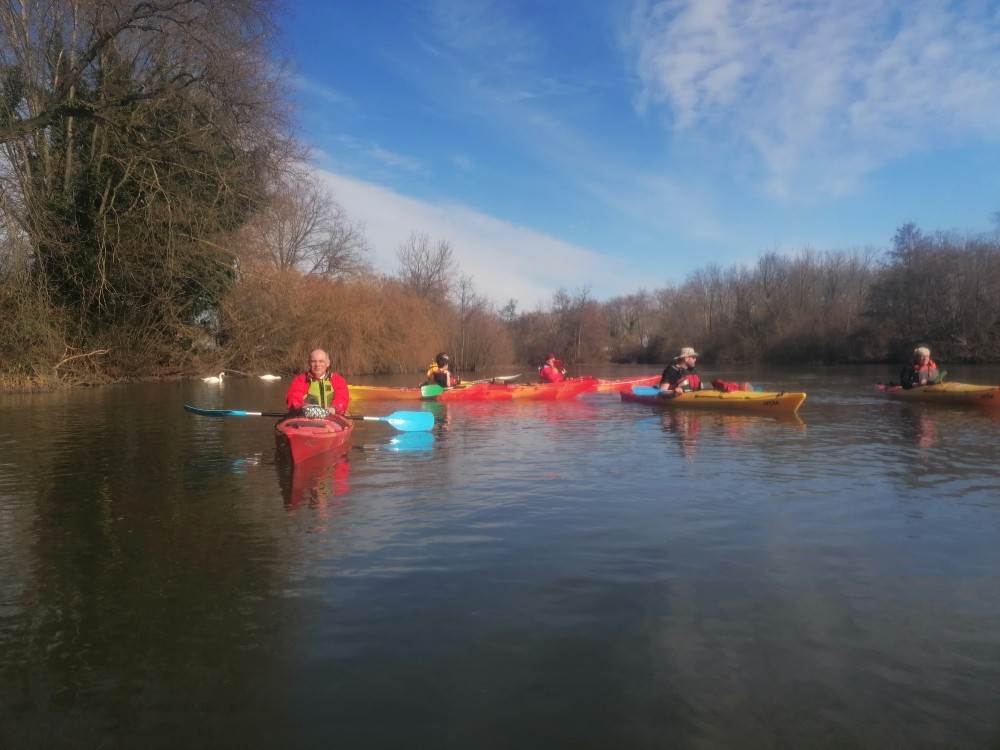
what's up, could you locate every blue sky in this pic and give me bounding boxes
[277,0,1000,309]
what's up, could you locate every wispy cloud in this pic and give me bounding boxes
[628,0,1000,197]
[316,169,647,309]
[291,75,354,108]
[368,146,424,172]
[325,135,426,176]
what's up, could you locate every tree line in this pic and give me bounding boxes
[2,1,998,390]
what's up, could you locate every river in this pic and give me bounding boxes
[1,365,999,749]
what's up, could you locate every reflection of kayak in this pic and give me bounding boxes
[593,374,660,393]
[280,452,351,509]
[875,382,1000,407]
[490,377,599,400]
[274,414,354,463]
[621,389,806,414]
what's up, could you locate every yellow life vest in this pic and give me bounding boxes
[304,376,336,408]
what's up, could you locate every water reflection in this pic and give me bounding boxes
[659,410,806,461]
[421,401,451,433]
[278,451,352,512]
[383,431,435,451]
[897,406,940,450]
[3,371,1000,748]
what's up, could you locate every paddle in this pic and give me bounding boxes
[183,405,435,431]
[632,385,670,396]
[470,373,521,385]
[420,384,445,398]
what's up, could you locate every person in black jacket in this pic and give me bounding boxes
[659,347,702,393]
[900,346,939,389]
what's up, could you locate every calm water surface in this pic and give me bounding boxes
[1,365,999,749]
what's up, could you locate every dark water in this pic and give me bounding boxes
[1,365,999,749]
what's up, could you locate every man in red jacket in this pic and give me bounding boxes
[285,348,350,416]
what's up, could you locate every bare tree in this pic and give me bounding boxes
[396,231,457,299]
[238,173,372,278]
[603,289,653,360]
[0,0,294,373]
[449,274,512,370]
[499,298,518,324]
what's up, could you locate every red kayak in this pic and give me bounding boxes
[488,376,599,400]
[429,382,514,401]
[274,413,355,463]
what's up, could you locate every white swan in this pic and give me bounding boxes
[258,374,281,381]
[202,372,225,383]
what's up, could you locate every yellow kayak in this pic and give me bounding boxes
[875,382,1000,407]
[621,389,806,414]
[348,384,422,400]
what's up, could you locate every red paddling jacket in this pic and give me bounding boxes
[285,371,350,414]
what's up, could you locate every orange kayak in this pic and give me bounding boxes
[489,377,599,400]
[350,374,521,401]
[348,384,422,400]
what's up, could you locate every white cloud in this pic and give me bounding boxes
[367,145,424,172]
[292,75,354,108]
[629,0,1000,196]
[316,169,646,309]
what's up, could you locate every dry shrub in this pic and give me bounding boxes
[0,281,70,388]
[218,271,442,375]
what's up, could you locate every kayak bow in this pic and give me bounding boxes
[275,414,355,463]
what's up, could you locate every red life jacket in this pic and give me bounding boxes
[908,358,939,383]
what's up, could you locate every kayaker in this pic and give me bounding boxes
[659,347,703,393]
[285,348,350,416]
[426,352,461,388]
[900,346,940,389]
[538,353,567,383]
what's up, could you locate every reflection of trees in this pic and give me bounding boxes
[659,410,806,462]
[0,394,294,746]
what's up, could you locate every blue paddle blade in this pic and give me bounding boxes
[184,404,284,417]
[383,410,435,431]
[631,386,662,396]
